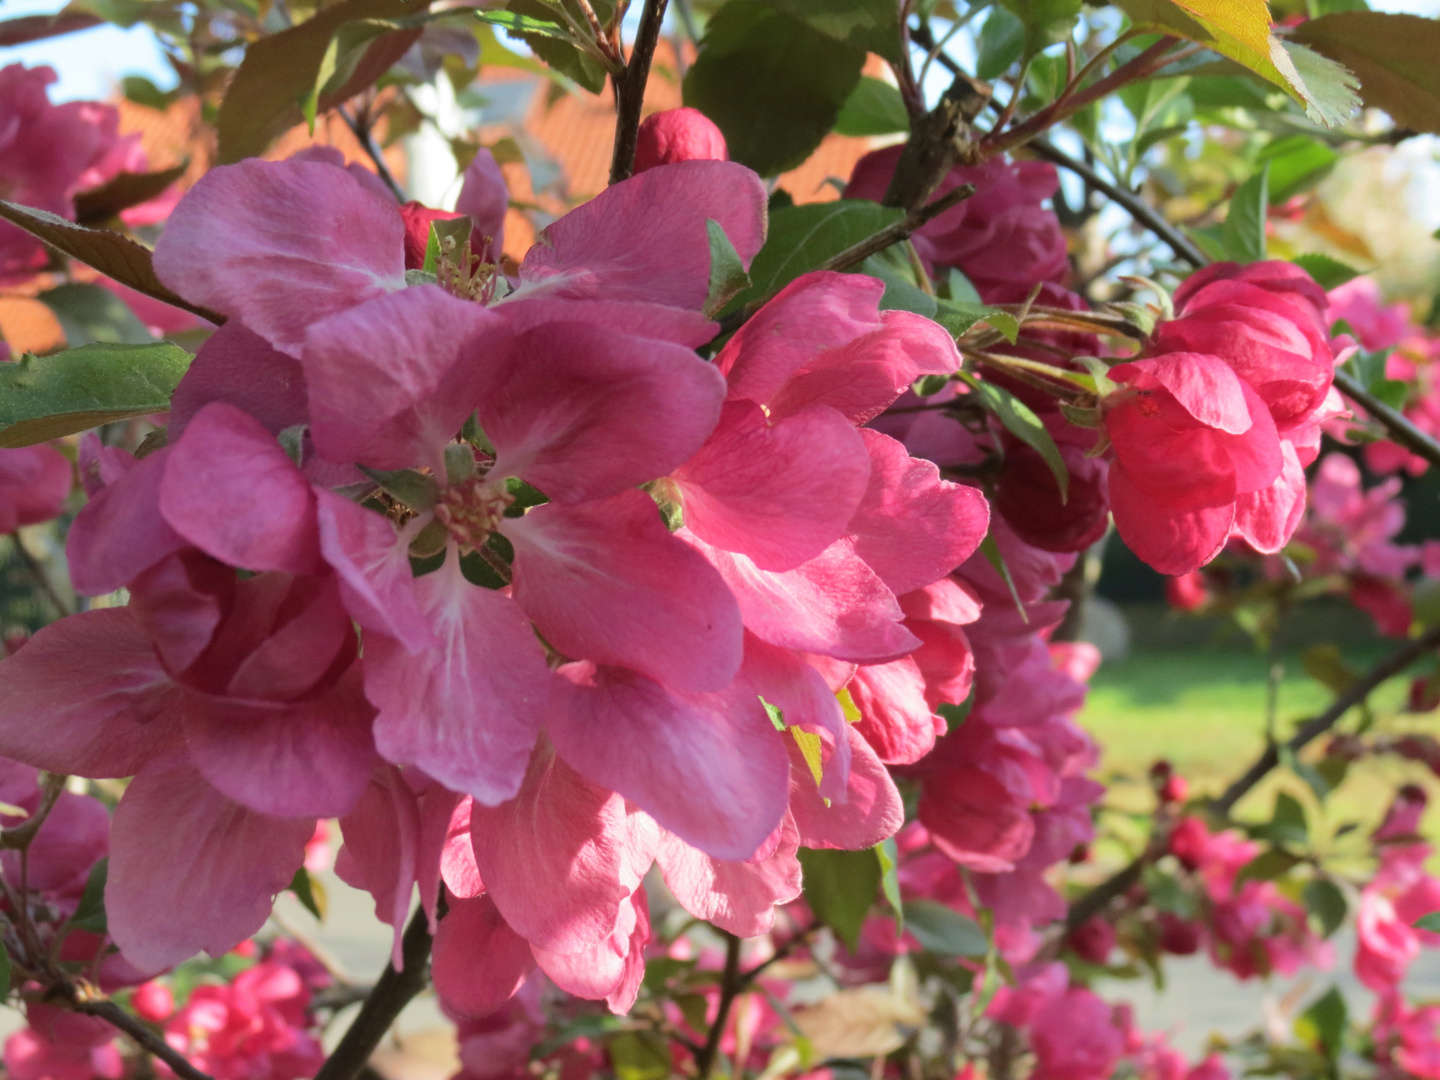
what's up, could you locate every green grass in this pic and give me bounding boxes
[1078,641,1439,846]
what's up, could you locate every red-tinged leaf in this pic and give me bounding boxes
[0,10,101,45]
[0,200,223,325]
[73,162,188,226]
[216,0,429,164]
[1291,11,1440,134]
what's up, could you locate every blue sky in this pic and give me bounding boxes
[4,0,1440,103]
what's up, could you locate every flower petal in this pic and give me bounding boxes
[505,492,743,693]
[846,429,989,595]
[1108,465,1234,576]
[655,820,801,938]
[301,286,509,471]
[159,402,321,575]
[789,725,903,850]
[368,556,553,807]
[108,758,312,970]
[673,401,870,572]
[551,662,789,861]
[152,159,405,355]
[479,321,725,504]
[167,322,309,443]
[66,448,186,595]
[469,746,643,955]
[0,607,181,777]
[182,665,376,818]
[433,893,535,1019]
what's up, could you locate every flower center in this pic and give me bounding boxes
[433,478,514,551]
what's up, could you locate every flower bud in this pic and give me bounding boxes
[633,108,727,173]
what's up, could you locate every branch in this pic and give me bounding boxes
[1066,624,1440,928]
[1333,368,1440,474]
[339,106,404,203]
[1028,138,1207,269]
[9,536,72,619]
[817,183,975,274]
[314,907,433,1080]
[608,0,670,185]
[693,932,742,1080]
[66,995,213,1080]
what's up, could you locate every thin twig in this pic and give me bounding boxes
[694,933,743,1079]
[9,536,71,618]
[314,907,433,1080]
[816,183,976,275]
[1028,138,1207,268]
[339,106,404,203]
[1333,369,1440,473]
[67,996,213,1080]
[608,0,670,185]
[1066,624,1440,928]
[0,773,67,850]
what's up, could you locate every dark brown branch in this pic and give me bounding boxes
[1028,138,1207,269]
[1333,368,1440,474]
[1067,624,1440,928]
[339,106,403,203]
[817,183,975,274]
[693,932,742,1079]
[68,996,213,1080]
[608,0,670,185]
[314,907,433,1080]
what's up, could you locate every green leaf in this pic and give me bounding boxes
[0,938,9,1000]
[362,466,439,510]
[71,857,108,933]
[730,201,903,308]
[1304,879,1347,938]
[1235,847,1301,886]
[1281,40,1361,129]
[834,76,909,137]
[72,162,188,226]
[1111,0,1343,123]
[1269,791,1309,847]
[37,283,153,346]
[769,0,902,62]
[0,200,220,324]
[900,900,989,957]
[975,6,1025,81]
[217,0,426,163]
[608,1031,672,1080]
[798,847,880,950]
[1221,163,1269,263]
[1258,135,1338,203]
[852,244,936,317]
[876,839,903,933]
[936,693,973,733]
[998,0,1082,63]
[1292,253,1361,290]
[121,74,179,110]
[964,376,1069,502]
[1301,643,1357,694]
[1414,911,1440,933]
[705,219,751,317]
[980,532,1027,623]
[499,0,609,92]
[934,300,1019,343]
[474,8,574,39]
[288,867,326,921]
[1291,11,1440,134]
[0,343,192,448]
[423,215,475,275]
[1295,985,1347,1061]
[685,0,865,177]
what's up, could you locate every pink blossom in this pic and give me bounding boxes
[0,64,121,282]
[2,1028,122,1080]
[845,148,1069,301]
[634,108,727,172]
[0,445,73,535]
[161,961,324,1080]
[1328,277,1413,352]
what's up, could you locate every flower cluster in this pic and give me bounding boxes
[0,123,989,1021]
